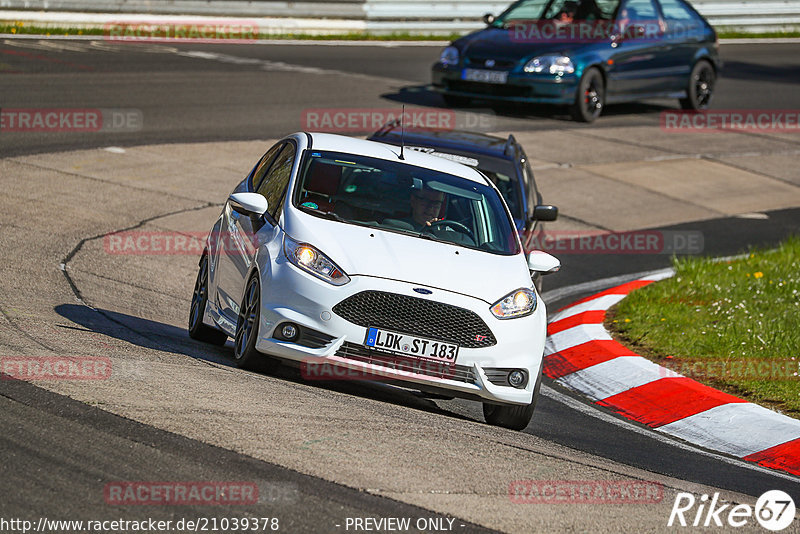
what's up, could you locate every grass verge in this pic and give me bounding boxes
[608,236,800,418]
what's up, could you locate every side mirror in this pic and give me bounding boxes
[483,13,496,25]
[528,251,560,275]
[229,192,268,217]
[532,205,559,222]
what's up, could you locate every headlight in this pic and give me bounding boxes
[524,55,575,75]
[284,235,350,286]
[490,288,537,319]
[440,46,460,67]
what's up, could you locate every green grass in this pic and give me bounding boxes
[2,22,798,41]
[717,30,800,39]
[609,236,800,418]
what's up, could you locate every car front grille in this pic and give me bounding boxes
[446,80,531,98]
[466,56,518,70]
[335,342,476,384]
[332,290,496,348]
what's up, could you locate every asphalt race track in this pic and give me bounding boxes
[1,38,800,533]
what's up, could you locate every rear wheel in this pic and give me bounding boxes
[570,67,604,123]
[680,60,715,110]
[188,255,228,346]
[233,274,271,370]
[483,368,542,430]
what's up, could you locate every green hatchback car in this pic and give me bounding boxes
[432,0,720,122]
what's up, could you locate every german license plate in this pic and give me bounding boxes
[462,68,508,84]
[365,327,459,361]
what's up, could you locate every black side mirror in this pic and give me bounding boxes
[532,205,558,222]
[483,13,496,25]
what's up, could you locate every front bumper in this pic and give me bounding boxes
[432,64,578,105]
[254,258,547,406]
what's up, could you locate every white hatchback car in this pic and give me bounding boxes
[189,132,560,430]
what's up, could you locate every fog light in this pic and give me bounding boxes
[508,370,526,388]
[281,323,299,340]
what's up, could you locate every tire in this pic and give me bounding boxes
[188,254,228,346]
[442,94,471,108]
[233,273,267,370]
[483,368,542,430]
[680,60,715,110]
[570,67,605,123]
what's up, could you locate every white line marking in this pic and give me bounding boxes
[541,267,674,305]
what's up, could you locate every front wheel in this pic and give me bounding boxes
[570,67,604,123]
[188,255,228,346]
[483,369,542,430]
[233,274,270,370]
[680,60,715,110]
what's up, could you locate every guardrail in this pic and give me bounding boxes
[2,0,799,33]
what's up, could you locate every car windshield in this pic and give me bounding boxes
[491,0,620,26]
[406,148,524,222]
[293,150,521,255]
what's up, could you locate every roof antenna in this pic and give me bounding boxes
[399,105,406,160]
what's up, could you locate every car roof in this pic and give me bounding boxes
[305,132,490,185]
[368,128,516,160]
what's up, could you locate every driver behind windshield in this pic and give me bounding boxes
[409,188,446,230]
[555,0,578,24]
[384,186,445,232]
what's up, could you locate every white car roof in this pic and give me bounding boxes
[305,132,489,185]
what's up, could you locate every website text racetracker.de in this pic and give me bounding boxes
[526,230,704,255]
[0,517,280,533]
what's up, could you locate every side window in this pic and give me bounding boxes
[657,0,703,34]
[256,142,296,221]
[251,142,285,191]
[658,0,695,20]
[503,0,550,21]
[619,0,658,20]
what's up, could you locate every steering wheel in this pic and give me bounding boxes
[423,219,475,238]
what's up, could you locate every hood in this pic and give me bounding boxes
[283,210,532,304]
[456,27,581,62]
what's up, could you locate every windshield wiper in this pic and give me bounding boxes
[301,207,377,229]
[415,231,456,245]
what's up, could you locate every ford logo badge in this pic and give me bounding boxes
[413,288,433,295]
[485,59,496,68]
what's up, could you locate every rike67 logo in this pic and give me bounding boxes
[668,490,795,531]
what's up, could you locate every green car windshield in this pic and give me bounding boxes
[293,150,521,256]
[491,0,620,26]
